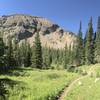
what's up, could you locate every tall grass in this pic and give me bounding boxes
[64,64,100,100]
[0,68,78,100]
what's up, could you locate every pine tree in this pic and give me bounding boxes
[59,49,64,66]
[13,39,21,67]
[6,35,15,68]
[95,16,100,63]
[72,43,78,66]
[85,17,94,64]
[25,43,32,67]
[51,48,56,64]
[20,42,26,67]
[43,47,52,68]
[19,39,31,67]
[68,45,73,66]
[48,48,52,67]
[0,37,7,98]
[32,33,43,69]
[56,49,60,66]
[0,38,5,57]
[64,44,69,68]
[0,37,6,71]
[76,21,84,66]
[31,46,35,67]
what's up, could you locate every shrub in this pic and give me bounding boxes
[96,72,100,78]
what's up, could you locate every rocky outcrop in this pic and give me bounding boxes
[0,14,76,49]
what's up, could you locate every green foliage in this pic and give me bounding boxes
[0,80,8,100]
[25,43,32,67]
[64,64,100,100]
[64,44,69,68]
[0,68,78,100]
[67,66,76,72]
[0,17,100,71]
[6,35,15,68]
[0,37,5,67]
[95,16,100,63]
[63,43,80,69]
[19,39,32,67]
[42,47,52,69]
[13,39,21,67]
[32,33,43,69]
[0,38,5,57]
[0,36,7,96]
[85,17,94,65]
[75,21,84,66]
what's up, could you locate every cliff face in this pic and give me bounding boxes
[0,14,76,48]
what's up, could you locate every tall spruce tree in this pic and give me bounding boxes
[72,43,78,66]
[13,39,21,67]
[43,47,52,68]
[0,37,5,67]
[76,21,84,66]
[20,41,26,67]
[0,37,7,98]
[6,35,15,68]
[95,16,100,63]
[19,39,31,67]
[59,49,64,66]
[32,33,43,69]
[25,42,32,67]
[64,44,69,68]
[56,49,60,67]
[85,17,94,64]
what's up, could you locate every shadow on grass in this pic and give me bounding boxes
[0,80,8,100]
[0,78,26,100]
[0,67,33,77]
[0,78,24,88]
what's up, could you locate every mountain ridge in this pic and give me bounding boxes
[0,14,76,49]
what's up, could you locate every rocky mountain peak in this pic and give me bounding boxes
[0,14,76,49]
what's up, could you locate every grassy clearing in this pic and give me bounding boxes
[64,64,100,100]
[0,68,78,100]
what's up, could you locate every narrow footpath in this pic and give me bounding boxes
[58,66,95,100]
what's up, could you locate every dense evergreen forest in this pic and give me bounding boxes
[0,17,100,71]
[0,17,100,99]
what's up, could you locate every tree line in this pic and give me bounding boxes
[0,17,100,71]
[64,16,100,68]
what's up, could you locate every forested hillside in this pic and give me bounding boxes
[0,15,100,100]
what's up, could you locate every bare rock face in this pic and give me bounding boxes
[0,14,76,49]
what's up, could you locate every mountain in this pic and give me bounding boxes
[0,14,76,49]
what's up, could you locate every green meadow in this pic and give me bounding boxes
[0,68,78,100]
[64,64,100,100]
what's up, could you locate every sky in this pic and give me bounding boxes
[0,0,100,35]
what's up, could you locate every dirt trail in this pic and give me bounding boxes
[58,66,95,100]
[58,76,87,100]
